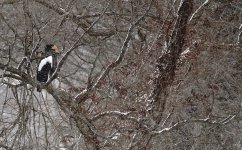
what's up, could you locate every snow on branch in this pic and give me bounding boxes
[45,1,111,87]
[152,115,237,135]
[34,0,115,37]
[75,0,155,102]
[91,111,132,121]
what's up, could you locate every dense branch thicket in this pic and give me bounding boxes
[0,0,242,149]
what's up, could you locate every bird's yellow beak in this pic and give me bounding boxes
[51,45,59,53]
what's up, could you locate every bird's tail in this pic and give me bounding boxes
[37,86,42,92]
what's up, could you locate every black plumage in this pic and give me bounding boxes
[37,61,52,83]
[37,44,59,92]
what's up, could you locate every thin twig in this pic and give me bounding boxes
[152,115,237,135]
[75,0,155,101]
[34,0,115,37]
[45,1,111,86]
[189,0,210,22]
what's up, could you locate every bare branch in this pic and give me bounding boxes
[150,0,193,123]
[0,74,23,81]
[0,63,37,88]
[152,115,237,135]
[189,0,210,22]
[0,12,22,42]
[75,0,155,102]
[91,111,131,121]
[33,0,115,37]
[45,1,111,86]
[0,143,12,150]
[0,0,21,5]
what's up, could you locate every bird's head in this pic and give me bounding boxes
[45,44,60,54]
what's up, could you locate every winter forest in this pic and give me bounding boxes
[0,0,242,149]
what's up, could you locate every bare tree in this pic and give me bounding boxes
[0,0,242,149]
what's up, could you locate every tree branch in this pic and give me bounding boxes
[45,1,111,87]
[0,0,21,5]
[0,143,12,150]
[152,115,237,135]
[150,0,193,123]
[33,0,115,37]
[75,0,155,103]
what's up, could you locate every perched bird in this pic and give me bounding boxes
[37,44,60,92]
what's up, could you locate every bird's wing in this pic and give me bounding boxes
[37,56,53,83]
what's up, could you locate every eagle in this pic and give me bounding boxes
[37,44,60,92]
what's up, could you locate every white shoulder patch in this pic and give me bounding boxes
[38,56,53,71]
